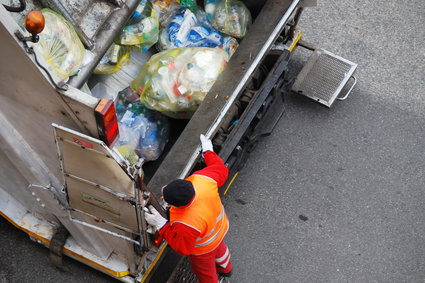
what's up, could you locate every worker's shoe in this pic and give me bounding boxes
[218,271,232,278]
[218,276,230,283]
[218,271,232,282]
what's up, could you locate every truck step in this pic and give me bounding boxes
[291,49,357,107]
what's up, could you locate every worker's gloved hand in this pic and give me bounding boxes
[146,225,155,234]
[144,205,167,232]
[200,134,213,153]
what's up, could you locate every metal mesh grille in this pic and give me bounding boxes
[298,53,353,101]
[292,49,357,107]
[169,257,198,283]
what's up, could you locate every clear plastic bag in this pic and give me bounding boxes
[115,90,169,161]
[33,9,85,79]
[117,0,159,52]
[157,7,238,56]
[204,0,252,38]
[152,0,182,28]
[94,43,132,75]
[116,110,144,150]
[130,47,229,118]
[138,111,169,161]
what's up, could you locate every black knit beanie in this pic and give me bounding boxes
[163,179,195,207]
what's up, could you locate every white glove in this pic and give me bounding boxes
[146,225,155,234]
[144,205,167,232]
[200,134,213,153]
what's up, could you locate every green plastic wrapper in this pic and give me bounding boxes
[116,0,159,52]
[33,9,85,79]
[94,43,132,75]
[177,0,197,11]
[130,47,229,119]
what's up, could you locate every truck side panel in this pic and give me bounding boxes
[0,6,125,262]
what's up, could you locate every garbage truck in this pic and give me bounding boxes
[0,0,357,281]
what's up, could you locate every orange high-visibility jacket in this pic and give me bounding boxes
[169,174,229,255]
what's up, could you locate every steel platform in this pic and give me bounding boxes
[292,49,357,107]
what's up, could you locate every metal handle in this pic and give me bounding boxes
[337,75,357,101]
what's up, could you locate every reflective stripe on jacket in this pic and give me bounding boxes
[170,174,229,255]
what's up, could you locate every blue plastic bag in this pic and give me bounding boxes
[158,7,238,56]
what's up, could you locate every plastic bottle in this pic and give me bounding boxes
[127,0,148,25]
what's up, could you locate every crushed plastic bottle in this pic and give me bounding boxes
[130,47,229,118]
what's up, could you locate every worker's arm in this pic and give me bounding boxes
[159,222,200,255]
[192,151,229,187]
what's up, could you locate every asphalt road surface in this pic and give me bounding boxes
[1,0,424,282]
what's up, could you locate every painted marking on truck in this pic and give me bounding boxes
[72,137,94,149]
[223,172,239,196]
[0,211,130,278]
[82,193,119,215]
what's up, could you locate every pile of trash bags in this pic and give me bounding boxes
[129,0,250,119]
[96,0,160,75]
[32,0,253,164]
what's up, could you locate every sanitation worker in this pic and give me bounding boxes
[144,134,232,283]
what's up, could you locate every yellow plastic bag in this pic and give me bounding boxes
[94,43,132,75]
[116,0,159,52]
[115,145,140,166]
[152,0,181,28]
[130,47,229,118]
[34,9,85,79]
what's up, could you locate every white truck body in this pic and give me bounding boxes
[0,0,326,281]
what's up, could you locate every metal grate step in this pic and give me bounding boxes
[292,49,357,107]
